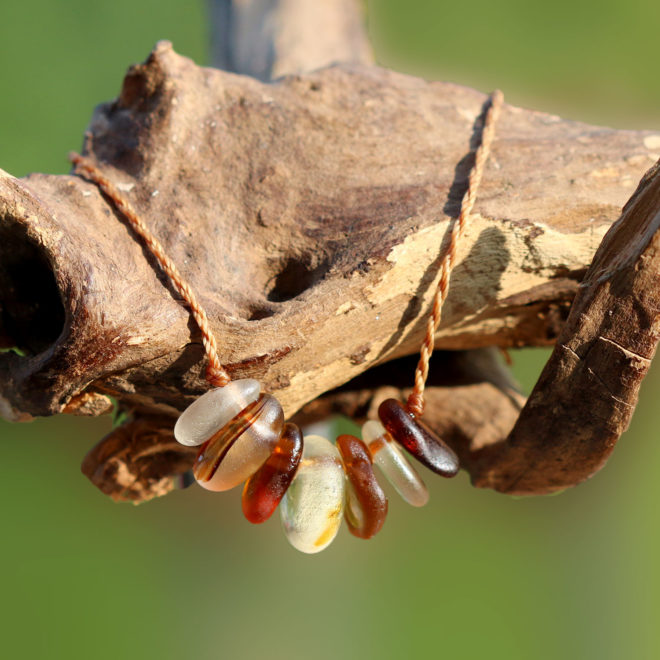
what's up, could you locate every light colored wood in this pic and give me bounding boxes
[294,155,660,497]
[208,0,373,79]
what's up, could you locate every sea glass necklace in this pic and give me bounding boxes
[69,89,503,553]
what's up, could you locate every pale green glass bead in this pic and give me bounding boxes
[280,435,345,554]
[173,379,261,447]
[361,420,429,507]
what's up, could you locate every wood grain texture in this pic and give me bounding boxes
[469,161,660,494]
[0,39,658,500]
[0,42,656,422]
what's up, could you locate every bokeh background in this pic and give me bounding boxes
[1,1,659,658]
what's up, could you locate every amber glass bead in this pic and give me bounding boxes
[336,434,388,540]
[193,393,284,492]
[242,423,304,524]
[378,398,459,477]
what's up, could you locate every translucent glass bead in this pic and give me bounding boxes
[280,435,345,554]
[361,420,429,507]
[336,434,388,540]
[174,379,261,447]
[378,399,459,477]
[242,422,303,524]
[193,393,284,492]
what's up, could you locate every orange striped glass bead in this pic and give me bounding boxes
[193,393,284,492]
[378,399,459,478]
[242,422,303,524]
[336,434,388,540]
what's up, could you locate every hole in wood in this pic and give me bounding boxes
[0,216,65,356]
[247,305,277,321]
[265,254,331,302]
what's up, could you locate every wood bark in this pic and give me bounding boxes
[1,1,659,502]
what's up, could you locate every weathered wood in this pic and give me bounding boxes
[0,42,658,428]
[2,31,660,503]
[81,415,196,502]
[469,160,660,494]
[308,161,660,497]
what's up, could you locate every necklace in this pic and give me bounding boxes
[69,89,503,553]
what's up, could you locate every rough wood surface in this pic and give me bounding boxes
[1,41,658,425]
[81,415,196,502]
[295,156,660,495]
[472,161,660,493]
[1,38,659,500]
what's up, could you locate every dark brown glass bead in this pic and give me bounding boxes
[336,434,388,540]
[378,398,459,477]
[242,423,303,524]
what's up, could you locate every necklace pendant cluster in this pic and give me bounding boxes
[70,89,503,555]
[174,379,459,554]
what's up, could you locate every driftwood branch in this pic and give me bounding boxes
[292,162,660,495]
[1,42,656,420]
[2,0,660,502]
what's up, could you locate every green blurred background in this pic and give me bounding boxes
[1,1,659,658]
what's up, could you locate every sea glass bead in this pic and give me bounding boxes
[193,393,284,492]
[361,420,429,507]
[280,435,345,554]
[336,434,388,540]
[242,422,304,524]
[174,379,261,447]
[378,399,459,478]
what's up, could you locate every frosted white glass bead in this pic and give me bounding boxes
[174,379,261,447]
[194,393,284,492]
[361,420,429,507]
[280,435,345,554]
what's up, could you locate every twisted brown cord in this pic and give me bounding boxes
[406,90,503,417]
[68,152,231,388]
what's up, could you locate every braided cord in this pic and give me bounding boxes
[406,90,503,417]
[68,152,231,388]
